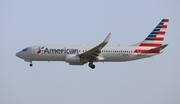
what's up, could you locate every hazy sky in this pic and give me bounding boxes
[1,0,180,104]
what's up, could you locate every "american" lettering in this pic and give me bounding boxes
[43,48,78,54]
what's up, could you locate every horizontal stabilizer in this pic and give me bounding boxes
[148,44,168,52]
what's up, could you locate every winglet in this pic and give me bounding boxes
[103,33,111,43]
[79,33,111,60]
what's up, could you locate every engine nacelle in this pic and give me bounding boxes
[65,54,80,63]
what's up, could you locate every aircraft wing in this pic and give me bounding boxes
[80,33,111,61]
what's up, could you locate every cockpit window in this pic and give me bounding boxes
[22,48,28,52]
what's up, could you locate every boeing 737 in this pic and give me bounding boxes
[16,19,169,69]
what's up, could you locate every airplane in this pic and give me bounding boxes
[16,19,169,69]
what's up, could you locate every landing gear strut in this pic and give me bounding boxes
[29,61,33,67]
[88,62,95,69]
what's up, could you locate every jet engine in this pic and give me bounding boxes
[65,54,81,63]
[65,54,85,65]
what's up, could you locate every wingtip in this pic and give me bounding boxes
[104,33,111,43]
[108,32,111,36]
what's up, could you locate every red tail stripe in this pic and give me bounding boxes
[140,43,162,47]
[165,19,169,22]
[158,31,165,35]
[154,37,164,41]
[134,49,160,54]
[162,25,167,28]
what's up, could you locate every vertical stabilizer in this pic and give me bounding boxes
[139,19,169,47]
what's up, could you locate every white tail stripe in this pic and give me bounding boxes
[156,35,164,38]
[159,28,167,32]
[164,22,168,25]
[143,40,163,44]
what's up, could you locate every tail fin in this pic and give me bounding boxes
[139,19,169,47]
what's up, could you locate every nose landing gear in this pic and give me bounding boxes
[88,62,95,69]
[29,61,33,67]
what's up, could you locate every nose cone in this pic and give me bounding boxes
[16,52,21,58]
[16,51,26,59]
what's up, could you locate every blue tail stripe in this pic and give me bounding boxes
[145,37,155,40]
[159,23,164,25]
[162,19,166,22]
[153,28,160,31]
[148,35,157,37]
[156,26,162,28]
[150,32,158,34]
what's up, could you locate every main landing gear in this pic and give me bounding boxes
[88,62,95,69]
[29,61,33,67]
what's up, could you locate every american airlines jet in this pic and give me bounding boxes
[16,19,169,69]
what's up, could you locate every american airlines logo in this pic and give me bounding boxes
[37,46,45,53]
[37,46,78,54]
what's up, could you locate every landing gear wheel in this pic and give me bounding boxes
[88,62,95,69]
[91,64,95,69]
[30,63,33,67]
[29,61,33,67]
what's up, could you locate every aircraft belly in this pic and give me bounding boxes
[103,54,136,62]
[34,54,65,61]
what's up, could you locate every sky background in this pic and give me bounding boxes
[1,0,180,104]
